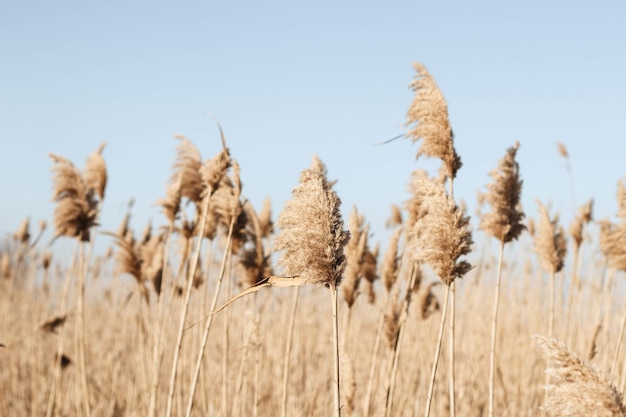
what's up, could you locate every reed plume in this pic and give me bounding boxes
[13,217,30,244]
[273,167,349,287]
[411,172,473,417]
[406,62,462,180]
[599,178,626,379]
[534,201,567,338]
[273,162,350,417]
[534,335,626,417]
[480,141,525,417]
[49,154,99,242]
[84,141,107,200]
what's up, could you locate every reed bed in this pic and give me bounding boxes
[1,63,625,417]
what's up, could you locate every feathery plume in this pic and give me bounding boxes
[342,206,368,308]
[569,199,594,252]
[534,335,626,417]
[406,62,462,179]
[409,173,473,285]
[273,166,350,287]
[480,141,526,243]
[84,141,107,200]
[534,202,567,273]
[257,196,273,238]
[386,204,403,229]
[172,134,204,203]
[382,227,403,293]
[13,217,31,244]
[49,154,99,242]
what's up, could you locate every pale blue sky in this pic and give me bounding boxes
[1,1,625,251]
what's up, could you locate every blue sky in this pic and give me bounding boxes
[1,1,625,253]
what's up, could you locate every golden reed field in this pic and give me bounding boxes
[1,63,626,417]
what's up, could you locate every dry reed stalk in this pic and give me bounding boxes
[599,179,626,380]
[272,160,350,417]
[535,335,626,417]
[409,173,472,417]
[281,286,300,417]
[165,130,231,417]
[363,226,403,417]
[384,264,421,417]
[480,142,525,417]
[185,163,241,417]
[534,201,567,339]
[566,199,593,344]
[48,147,106,417]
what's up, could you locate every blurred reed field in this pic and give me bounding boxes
[2,62,626,417]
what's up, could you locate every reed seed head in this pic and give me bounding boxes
[84,141,107,200]
[409,173,473,285]
[273,164,350,287]
[480,141,526,243]
[534,201,567,273]
[406,62,462,179]
[534,335,626,417]
[49,153,99,242]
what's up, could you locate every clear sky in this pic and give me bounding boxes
[1,1,625,252]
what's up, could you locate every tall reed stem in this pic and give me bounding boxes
[165,189,212,417]
[281,286,300,417]
[331,284,342,417]
[184,216,235,417]
[488,241,505,417]
[424,284,451,417]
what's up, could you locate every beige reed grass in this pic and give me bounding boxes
[272,161,350,417]
[165,131,231,417]
[534,201,567,339]
[599,178,626,381]
[479,141,525,417]
[534,335,626,417]
[409,172,473,417]
[47,149,105,417]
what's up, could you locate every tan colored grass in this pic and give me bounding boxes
[534,335,626,417]
[406,62,462,180]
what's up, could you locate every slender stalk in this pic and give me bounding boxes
[75,241,91,417]
[488,241,505,417]
[449,280,456,417]
[46,239,80,417]
[610,298,626,380]
[281,286,300,417]
[330,284,342,417]
[363,292,393,416]
[184,216,235,417]
[165,189,212,417]
[385,265,419,417]
[148,222,175,417]
[549,268,556,339]
[424,284,451,417]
